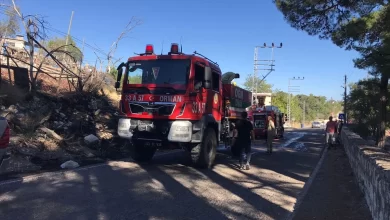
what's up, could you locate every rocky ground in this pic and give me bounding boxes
[0,90,129,177]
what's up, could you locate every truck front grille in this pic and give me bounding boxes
[129,102,175,116]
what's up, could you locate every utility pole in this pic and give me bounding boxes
[252,43,282,104]
[343,74,347,124]
[57,11,74,93]
[287,77,304,127]
[303,100,306,125]
[64,11,74,56]
[79,38,85,69]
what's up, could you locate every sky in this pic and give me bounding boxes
[8,0,368,101]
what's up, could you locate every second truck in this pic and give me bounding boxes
[115,43,252,168]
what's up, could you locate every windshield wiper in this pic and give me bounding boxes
[125,87,150,94]
[152,87,178,95]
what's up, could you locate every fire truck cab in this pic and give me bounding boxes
[248,105,285,139]
[114,43,251,168]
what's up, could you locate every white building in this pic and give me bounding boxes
[253,92,272,106]
[1,35,30,63]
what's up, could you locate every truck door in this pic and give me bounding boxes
[211,69,222,122]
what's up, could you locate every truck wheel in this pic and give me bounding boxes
[191,128,217,169]
[129,143,156,163]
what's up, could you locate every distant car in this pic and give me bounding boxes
[0,117,10,168]
[312,121,321,128]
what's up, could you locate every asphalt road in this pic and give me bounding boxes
[0,129,325,220]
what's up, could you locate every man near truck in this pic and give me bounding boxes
[232,111,255,170]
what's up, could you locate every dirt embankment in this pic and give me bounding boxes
[0,77,127,178]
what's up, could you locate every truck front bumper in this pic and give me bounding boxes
[118,118,194,143]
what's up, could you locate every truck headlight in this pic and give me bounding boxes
[118,118,133,139]
[168,121,192,142]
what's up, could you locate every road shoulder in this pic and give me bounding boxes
[292,144,372,220]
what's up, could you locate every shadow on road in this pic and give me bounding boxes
[0,130,325,219]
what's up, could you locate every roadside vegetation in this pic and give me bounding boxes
[274,0,390,148]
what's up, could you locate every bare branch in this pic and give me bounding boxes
[107,17,142,68]
[32,37,79,77]
[11,0,22,18]
[112,57,123,66]
[24,15,47,40]
[34,44,80,82]
[0,52,57,81]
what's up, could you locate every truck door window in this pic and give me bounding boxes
[194,64,205,91]
[212,71,219,92]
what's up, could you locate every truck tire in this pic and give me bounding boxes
[191,127,217,169]
[129,143,156,163]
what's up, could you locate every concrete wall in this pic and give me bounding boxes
[341,127,390,220]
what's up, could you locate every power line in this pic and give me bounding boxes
[0,9,114,59]
[45,27,108,56]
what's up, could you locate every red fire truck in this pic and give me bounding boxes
[115,43,252,168]
[248,105,285,139]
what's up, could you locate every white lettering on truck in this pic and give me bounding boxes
[159,96,182,102]
[125,95,145,102]
[235,88,243,100]
[192,102,205,114]
[125,95,182,103]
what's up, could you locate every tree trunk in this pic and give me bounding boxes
[376,74,389,148]
[27,33,36,94]
[7,55,12,85]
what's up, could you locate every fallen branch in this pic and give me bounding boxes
[38,111,52,125]
[39,126,63,141]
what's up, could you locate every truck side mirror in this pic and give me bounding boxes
[116,63,125,82]
[115,62,126,90]
[115,81,120,89]
[204,66,212,89]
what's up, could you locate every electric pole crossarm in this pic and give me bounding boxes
[252,42,283,104]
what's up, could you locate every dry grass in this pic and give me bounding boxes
[41,139,61,151]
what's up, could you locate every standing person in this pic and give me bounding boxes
[325,116,337,149]
[267,116,276,154]
[227,122,236,149]
[232,111,255,170]
[336,119,344,144]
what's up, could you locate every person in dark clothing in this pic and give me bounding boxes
[232,111,255,170]
[336,119,344,144]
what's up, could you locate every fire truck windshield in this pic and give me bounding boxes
[254,115,266,128]
[127,59,190,85]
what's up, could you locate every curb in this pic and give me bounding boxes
[285,145,328,220]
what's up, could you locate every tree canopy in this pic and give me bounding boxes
[274,0,390,147]
[243,74,273,93]
[272,90,343,123]
[242,73,342,123]
[46,37,83,63]
[0,7,20,37]
[347,78,390,137]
